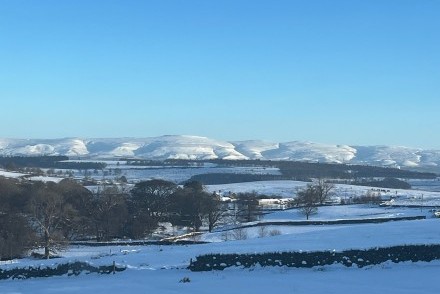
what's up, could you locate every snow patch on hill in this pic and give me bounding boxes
[131,135,248,160]
[232,140,279,159]
[110,142,143,157]
[353,145,423,167]
[263,141,356,163]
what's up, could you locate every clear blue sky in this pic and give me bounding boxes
[1,0,439,148]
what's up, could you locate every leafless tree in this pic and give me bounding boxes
[205,193,227,232]
[314,178,335,205]
[258,226,268,238]
[296,184,319,220]
[231,227,248,240]
[27,182,74,258]
[234,192,261,223]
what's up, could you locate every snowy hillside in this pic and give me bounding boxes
[0,135,439,170]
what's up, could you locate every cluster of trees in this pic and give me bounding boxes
[352,178,412,189]
[187,173,285,185]
[229,192,261,223]
[129,180,224,235]
[125,159,195,167]
[0,156,69,169]
[294,179,391,219]
[277,161,436,180]
[0,177,229,260]
[350,191,383,205]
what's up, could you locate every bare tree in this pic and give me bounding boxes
[234,192,261,223]
[231,227,248,240]
[296,184,319,220]
[258,226,268,238]
[27,182,74,258]
[205,193,226,232]
[315,178,335,205]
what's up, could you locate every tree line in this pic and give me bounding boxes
[351,177,411,189]
[202,159,436,180]
[1,156,435,181]
[186,173,285,185]
[0,156,106,171]
[0,177,261,260]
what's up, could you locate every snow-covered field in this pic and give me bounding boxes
[0,170,26,178]
[0,169,64,183]
[207,180,440,206]
[97,165,281,183]
[0,164,281,184]
[263,205,425,221]
[2,205,440,293]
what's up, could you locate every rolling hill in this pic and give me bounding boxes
[0,136,439,171]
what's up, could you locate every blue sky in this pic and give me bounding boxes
[1,0,439,148]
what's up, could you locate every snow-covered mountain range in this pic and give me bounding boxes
[0,136,439,170]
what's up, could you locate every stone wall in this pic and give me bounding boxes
[188,244,440,271]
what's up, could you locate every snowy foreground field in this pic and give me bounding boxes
[2,261,439,294]
[1,205,440,294]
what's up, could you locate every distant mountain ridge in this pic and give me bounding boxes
[0,135,439,171]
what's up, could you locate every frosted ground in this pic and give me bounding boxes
[1,205,440,294]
